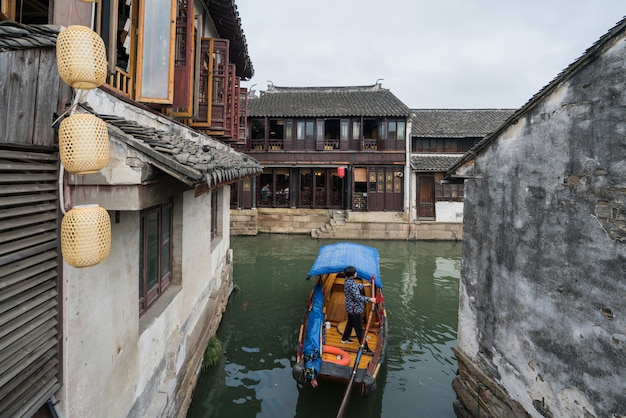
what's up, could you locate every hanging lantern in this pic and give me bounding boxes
[337,166,345,178]
[59,114,109,174]
[56,25,107,89]
[61,204,111,268]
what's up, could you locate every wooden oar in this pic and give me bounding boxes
[336,278,377,418]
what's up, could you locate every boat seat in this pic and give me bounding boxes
[322,273,338,305]
[325,291,347,323]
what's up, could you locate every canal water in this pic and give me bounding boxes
[187,234,461,418]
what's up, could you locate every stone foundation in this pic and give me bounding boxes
[230,208,462,241]
[170,254,234,418]
[230,209,259,235]
[452,347,530,418]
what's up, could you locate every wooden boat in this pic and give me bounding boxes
[292,242,388,397]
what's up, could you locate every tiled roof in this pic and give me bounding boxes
[410,155,462,172]
[94,112,263,188]
[248,84,411,118]
[0,21,59,51]
[411,109,515,138]
[207,0,254,79]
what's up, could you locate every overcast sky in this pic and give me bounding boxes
[235,1,625,109]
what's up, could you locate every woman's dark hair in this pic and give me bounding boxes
[343,266,356,278]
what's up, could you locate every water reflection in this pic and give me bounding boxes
[187,235,460,418]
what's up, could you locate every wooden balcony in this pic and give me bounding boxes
[323,140,339,150]
[363,140,378,150]
[106,67,133,98]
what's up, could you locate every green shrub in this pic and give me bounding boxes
[201,336,222,371]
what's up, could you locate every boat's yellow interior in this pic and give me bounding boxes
[319,273,381,369]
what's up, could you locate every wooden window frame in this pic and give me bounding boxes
[435,181,465,202]
[191,38,214,126]
[97,0,135,97]
[237,87,249,143]
[135,0,176,104]
[139,201,173,316]
[352,119,361,140]
[171,0,195,110]
[223,63,239,138]
[1,0,14,20]
[190,38,230,129]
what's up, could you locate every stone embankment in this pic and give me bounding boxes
[230,208,462,241]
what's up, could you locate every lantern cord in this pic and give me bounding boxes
[57,89,86,216]
[51,89,87,128]
[59,163,67,215]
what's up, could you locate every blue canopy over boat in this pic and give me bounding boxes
[303,284,324,381]
[306,242,383,288]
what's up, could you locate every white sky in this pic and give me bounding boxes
[235,0,625,109]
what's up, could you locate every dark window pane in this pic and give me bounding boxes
[388,121,396,139]
[139,215,144,298]
[147,211,159,290]
[162,205,171,242]
[161,242,170,276]
[250,118,265,140]
[397,121,405,140]
[305,121,314,139]
[161,205,171,275]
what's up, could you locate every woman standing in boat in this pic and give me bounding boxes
[341,266,376,353]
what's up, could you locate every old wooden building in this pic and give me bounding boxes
[237,83,411,213]
[409,109,513,223]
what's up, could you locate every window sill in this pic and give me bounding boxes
[139,284,182,335]
[211,234,224,252]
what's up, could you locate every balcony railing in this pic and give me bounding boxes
[363,140,377,150]
[323,140,339,150]
[268,140,284,150]
[251,140,284,150]
[106,67,133,97]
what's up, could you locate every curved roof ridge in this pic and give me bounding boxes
[0,21,61,51]
[266,84,383,93]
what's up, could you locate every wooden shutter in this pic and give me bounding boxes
[223,64,237,139]
[172,0,194,108]
[0,147,61,418]
[191,38,214,126]
[237,87,248,146]
[209,39,230,131]
[315,119,324,151]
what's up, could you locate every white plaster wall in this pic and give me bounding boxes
[67,134,148,187]
[458,34,626,417]
[58,188,232,418]
[59,211,141,418]
[178,188,230,343]
[435,201,463,222]
[409,172,417,221]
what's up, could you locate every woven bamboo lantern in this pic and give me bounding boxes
[56,25,107,89]
[61,204,111,268]
[59,114,109,174]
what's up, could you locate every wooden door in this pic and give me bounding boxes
[418,175,435,218]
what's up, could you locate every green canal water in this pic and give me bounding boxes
[187,234,461,418]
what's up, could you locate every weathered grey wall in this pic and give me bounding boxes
[456,29,626,418]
